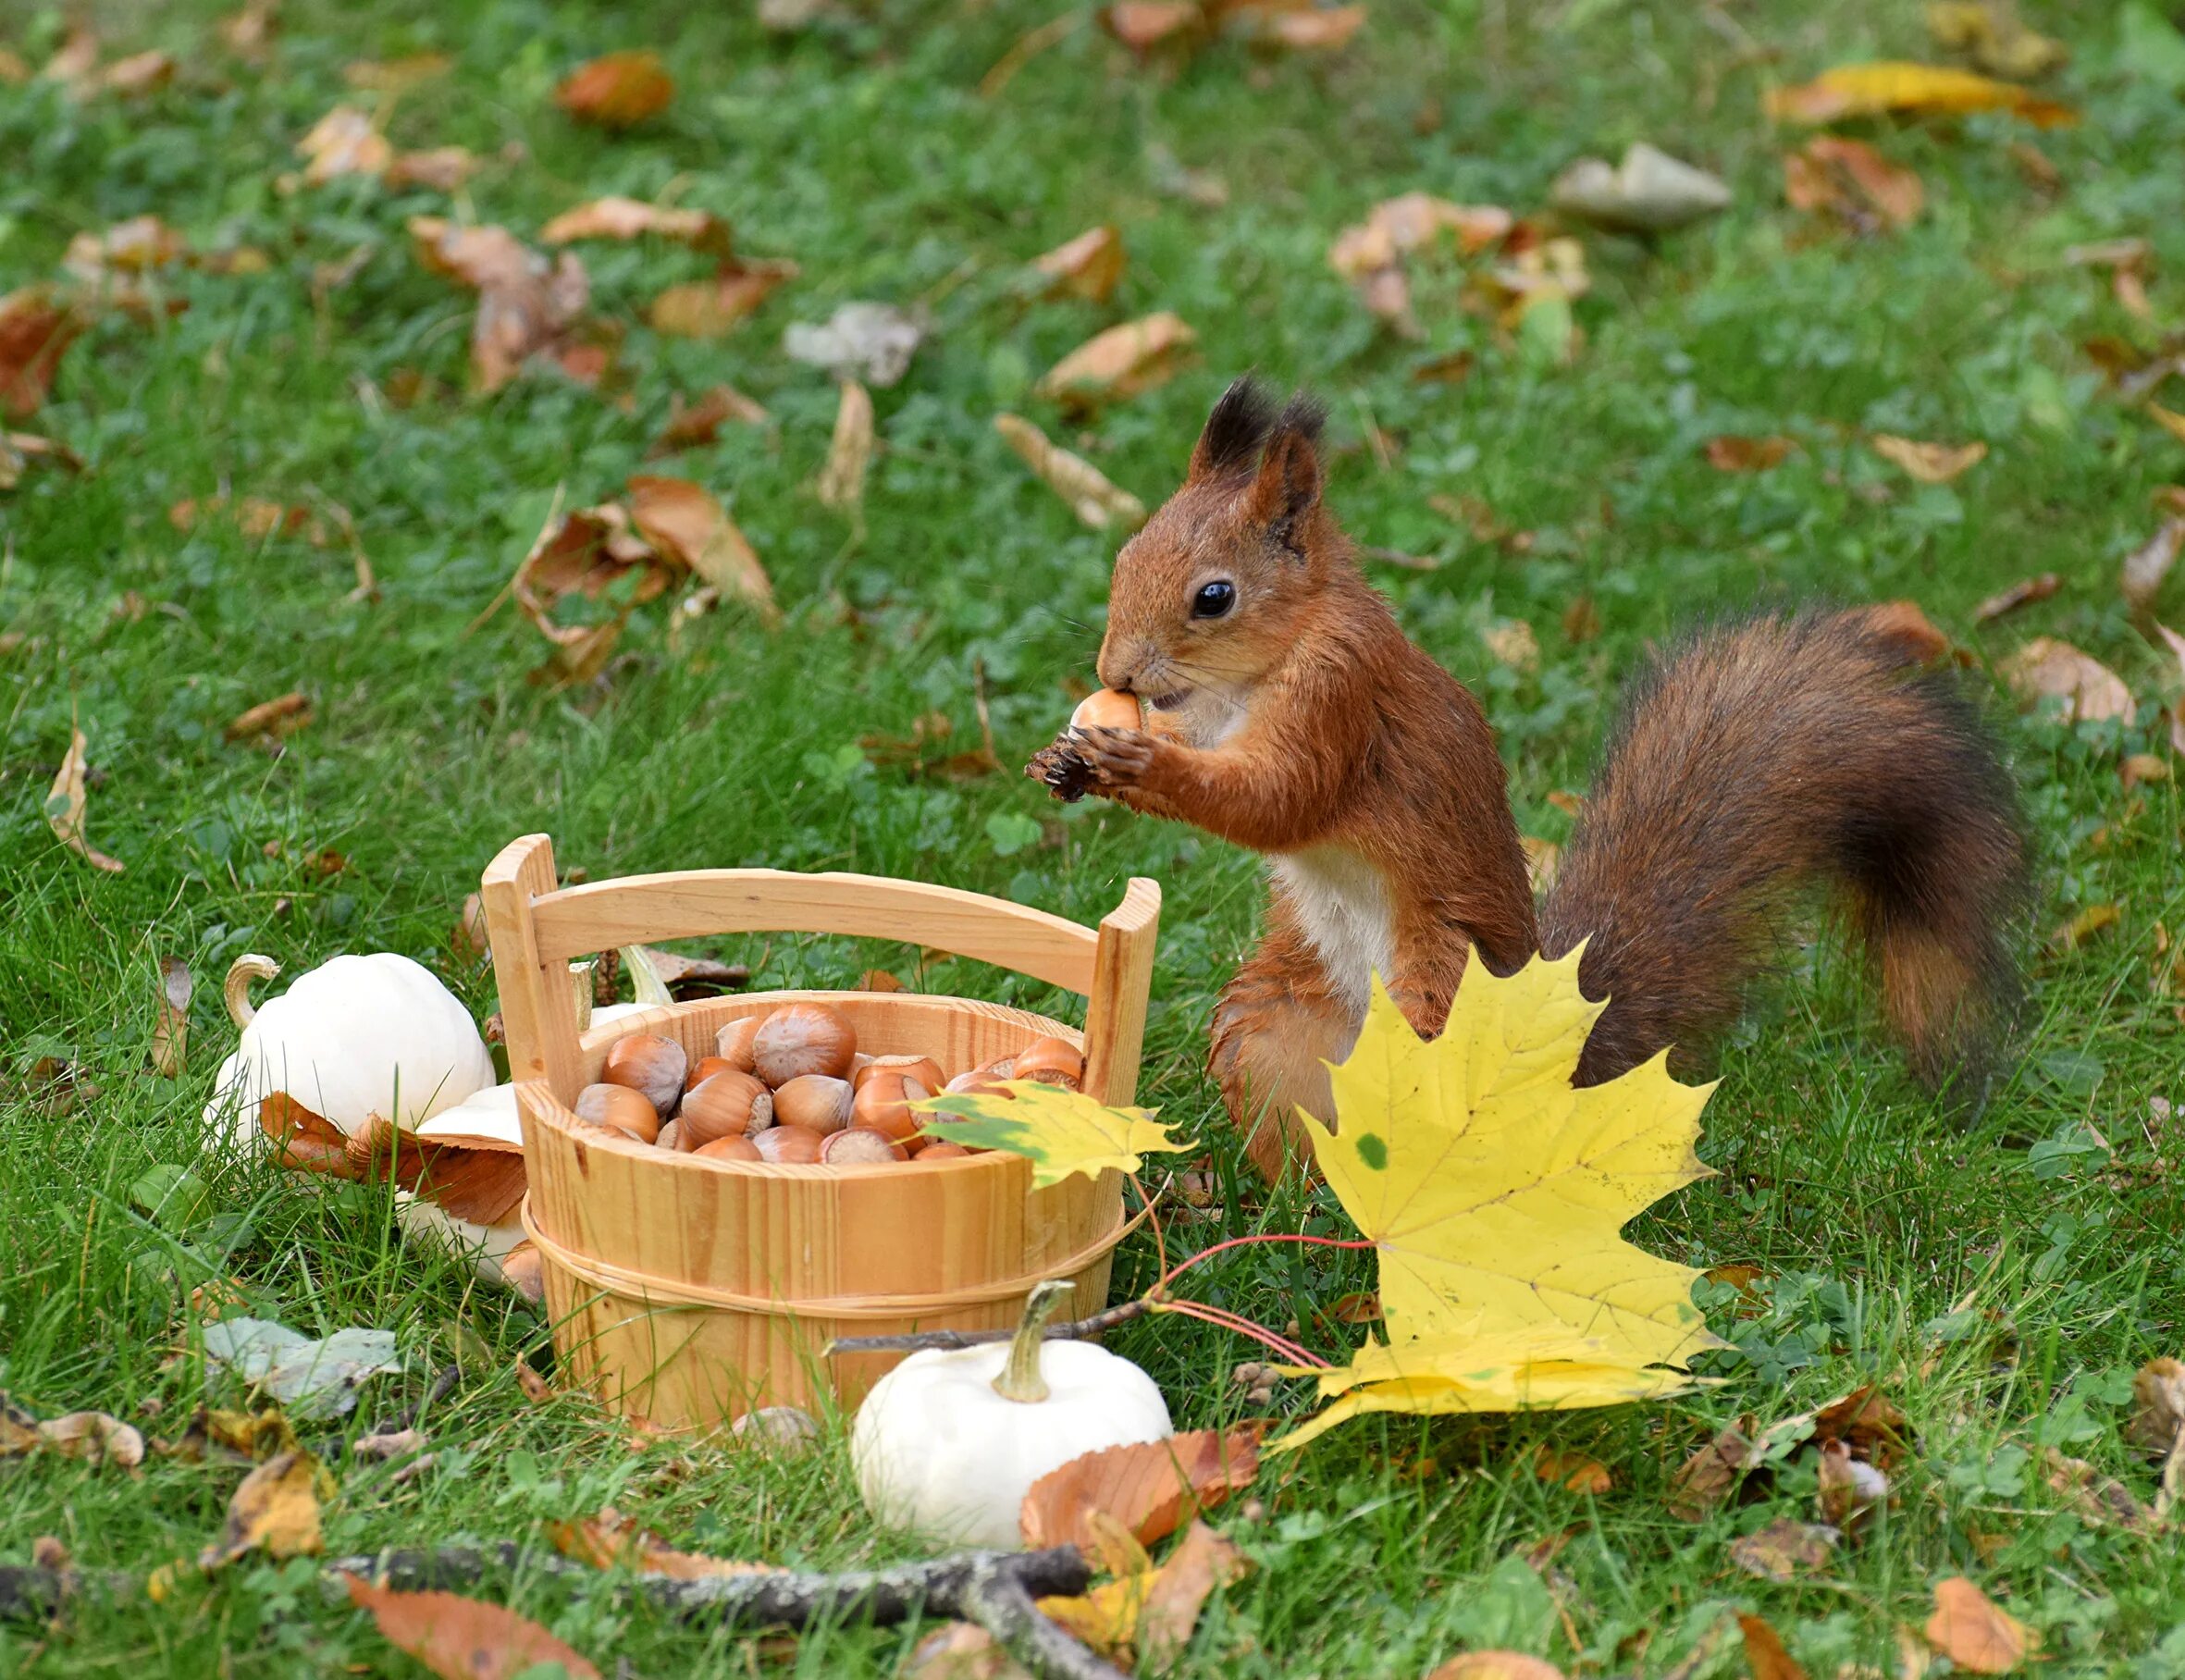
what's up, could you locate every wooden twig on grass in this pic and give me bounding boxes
[0,1543,1120,1680]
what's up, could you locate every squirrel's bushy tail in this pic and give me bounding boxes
[1537,610,2027,1090]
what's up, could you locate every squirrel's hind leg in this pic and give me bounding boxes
[1209,913,1357,1183]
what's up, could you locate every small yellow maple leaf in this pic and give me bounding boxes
[916,1083,1193,1189]
[1276,950,1723,1447]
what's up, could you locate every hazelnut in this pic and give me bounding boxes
[1011,1036,1084,1092]
[500,1242,546,1303]
[715,1016,762,1075]
[916,1141,973,1160]
[851,1070,932,1153]
[821,1128,905,1165]
[944,1066,1014,1099]
[694,1133,763,1163]
[686,1055,735,1091]
[680,1069,773,1148]
[656,1119,683,1152]
[772,1074,854,1134]
[852,1054,944,1094]
[751,1003,857,1086]
[751,1124,827,1164]
[601,1032,688,1119]
[1070,688,1143,735]
[574,1081,660,1143]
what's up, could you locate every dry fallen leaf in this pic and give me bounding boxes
[1328,194,1513,332]
[1729,1516,1836,1582]
[1926,2,2068,80]
[1971,573,2060,623]
[1019,1426,1262,1550]
[784,302,926,389]
[201,1449,331,1568]
[342,53,452,93]
[556,50,673,129]
[1423,1657,1566,1680]
[994,413,1147,530]
[1532,1444,1612,1494]
[1,288,87,418]
[1870,435,1987,483]
[551,1507,785,1579]
[2002,636,2135,725]
[1816,1438,1890,1535]
[47,725,125,873]
[648,258,798,339]
[295,105,394,186]
[2121,517,2184,615]
[2128,1357,2185,1455]
[1102,3,1204,52]
[64,215,189,283]
[1549,142,1730,234]
[1765,61,2076,127]
[170,496,331,544]
[541,196,731,252]
[153,956,192,1079]
[1034,226,1127,303]
[1705,436,1795,472]
[515,1360,553,1403]
[408,216,590,393]
[1256,5,1367,50]
[816,379,873,513]
[1037,313,1197,410]
[1482,619,1540,672]
[1037,1520,1247,1671]
[1784,136,1925,232]
[0,1406,147,1466]
[344,1574,602,1680]
[626,475,779,624]
[1736,1615,1811,1680]
[651,384,769,453]
[2040,1447,2152,1531]
[101,49,175,96]
[1924,1577,2033,1674]
[225,692,313,743]
[2155,624,2185,757]
[386,148,477,191]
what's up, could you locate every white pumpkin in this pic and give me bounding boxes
[205,952,495,1148]
[399,1085,533,1289]
[851,1280,1172,1550]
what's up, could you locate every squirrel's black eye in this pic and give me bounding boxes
[1191,580,1236,620]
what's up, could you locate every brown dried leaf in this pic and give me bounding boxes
[994,413,1147,531]
[1668,1419,1757,1519]
[225,692,313,743]
[2121,518,2184,614]
[47,726,125,873]
[346,1116,527,1226]
[1036,1520,1246,1669]
[1036,313,1197,410]
[1,288,87,418]
[259,1092,364,1178]
[0,1408,146,1466]
[2157,624,2185,757]
[515,1360,552,1403]
[1971,573,2060,622]
[296,105,392,186]
[1926,2,2069,80]
[2040,1447,2150,1531]
[1870,434,1987,483]
[1854,599,1956,666]
[651,385,769,454]
[1923,1577,2033,1674]
[1102,2,1204,51]
[1423,1657,1566,1680]
[342,53,451,93]
[386,148,477,191]
[541,196,731,252]
[101,50,175,96]
[153,956,193,1079]
[1784,137,1924,231]
[556,50,673,129]
[64,215,189,282]
[1034,226,1126,303]
[407,217,589,393]
[1736,1615,1811,1680]
[1482,619,1540,671]
[1259,5,1366,49]
[42,29,100,91]
[344,1573,602,1680]
[1816,1439,1890,1534]
[1730,1516,1835,1582]
[2128,1356,2185,1455]
[2001,636,2136,725]
[220,0,278,60]
[625,475,778,623]
[1705,436,1795,472]
[816,379,873,513]
[648,259,797,339]
[551,1508,785,1579]
[1532,1444,1611,1494]
[1019,1425,1262,1551]
[201,1450,329,1568]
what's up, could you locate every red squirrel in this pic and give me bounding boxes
[1028,377,2026,1180]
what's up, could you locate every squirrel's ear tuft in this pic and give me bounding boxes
[1244,392,1327,550]
[1188,375,1279,481]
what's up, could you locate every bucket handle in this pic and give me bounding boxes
[479,834,1160,1106]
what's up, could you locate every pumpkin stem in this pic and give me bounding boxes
[991,1279,1073,1404]
[222,954,280,1029]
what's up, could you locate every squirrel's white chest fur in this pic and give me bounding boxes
[1270,846,1395,1020]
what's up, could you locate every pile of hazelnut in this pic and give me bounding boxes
[571,1000,1085,1167]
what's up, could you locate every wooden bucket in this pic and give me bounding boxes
[479,834,1161,1429]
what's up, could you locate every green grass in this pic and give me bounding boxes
[5,0,2185,1674]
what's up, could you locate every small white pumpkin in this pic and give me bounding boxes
[205,952,495,1148]
[850,1280,1172,1550]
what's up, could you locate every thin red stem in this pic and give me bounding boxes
[1155,1231,1376,1295]
[1152,1300,1329,1368]
[1128,1172,1168,1292]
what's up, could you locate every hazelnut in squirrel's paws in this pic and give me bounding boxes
[1024,687,1145,801]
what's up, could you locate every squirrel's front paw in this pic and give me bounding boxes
[1025,738,1092,803]
[1073,725,1157,789]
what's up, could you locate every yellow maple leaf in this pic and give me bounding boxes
[1274,950,1722,1447]
[1765,60,2076,127]
[916,1083,1193,1189]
